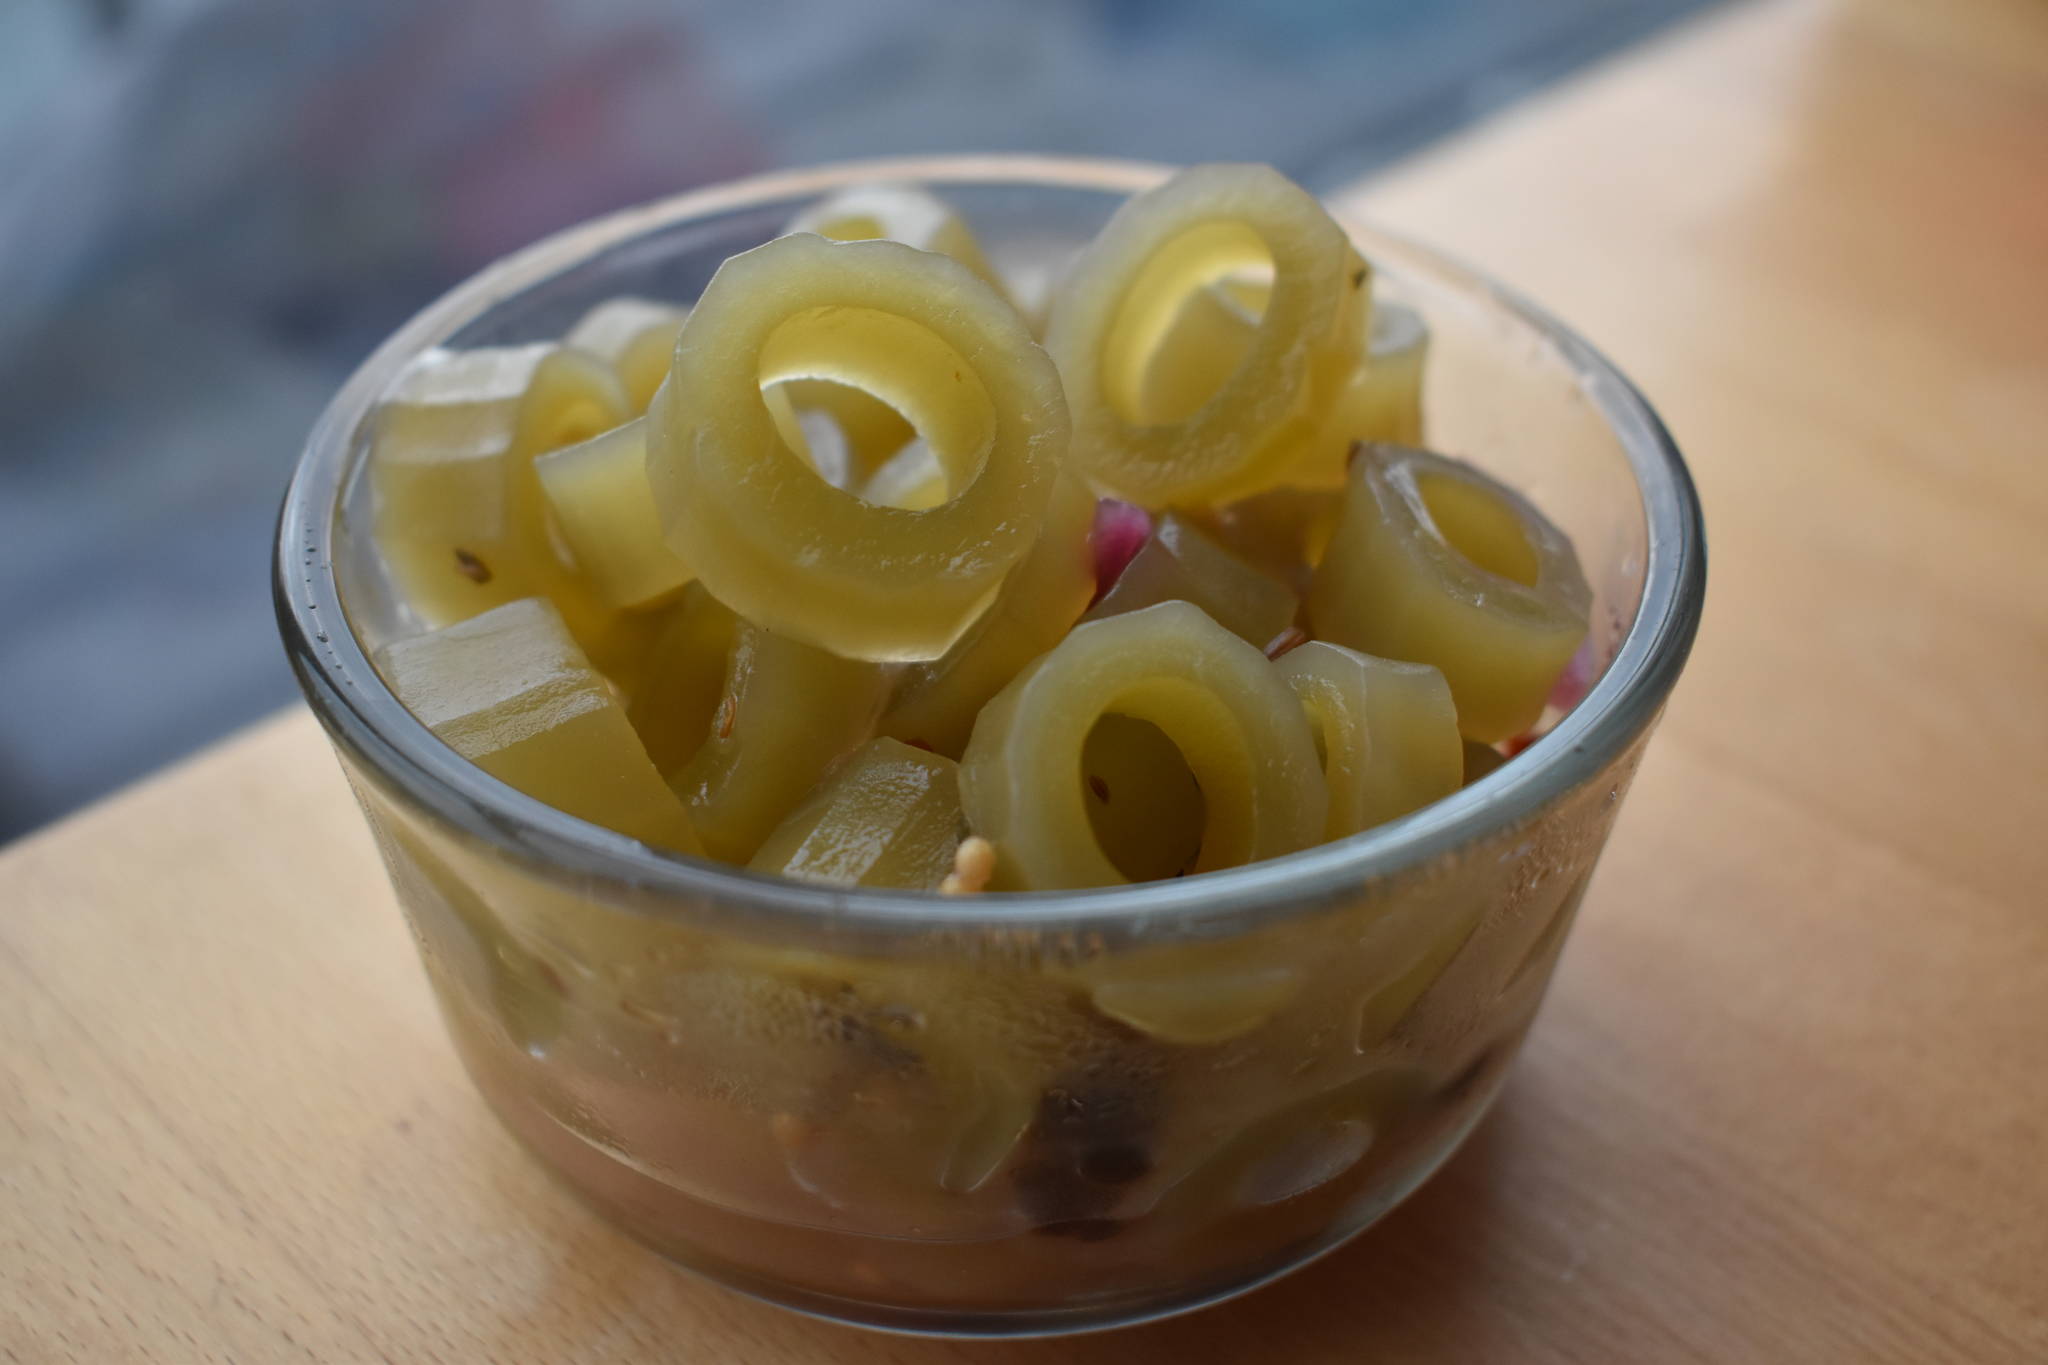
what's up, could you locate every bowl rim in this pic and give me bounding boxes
[274,153,1705,940]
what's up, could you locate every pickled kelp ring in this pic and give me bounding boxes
[648,233,1070,661]
[1045,163,1366,506]
[960,601,1327,889]
[1307,443,1591,743]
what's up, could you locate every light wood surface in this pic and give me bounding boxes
[7,0,2047,1358]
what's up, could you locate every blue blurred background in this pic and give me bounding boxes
[0,0,1720,839]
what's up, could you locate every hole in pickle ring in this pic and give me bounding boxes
[1080,713,1205,883]
[756,304,996,512]
[1415,471,1541,587]
[1103,220,1277,427]
[764,377,934,506]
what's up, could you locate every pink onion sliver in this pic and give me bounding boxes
[1091,498,1152,601]
[1548,637,1597,711]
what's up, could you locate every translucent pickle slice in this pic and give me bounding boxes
[1275,643,1463,838]
[626,583,738,776]
[648,233,1070,661]
[374,598,701,855]
[786,182,1005,292]
[1044,163,1366,506]
[1308,444,1591,744]
[534,417,691,609]
[564,297,689,414]
[507,345,632,482]
[672,616,893,863]
[1082,511,1298,649]
[878,475,1095,756]
[499,348,639,671]
[748,738,967,889]
[370,344,552,626]
[959,601,1326,890]
[1291,298,1430,488]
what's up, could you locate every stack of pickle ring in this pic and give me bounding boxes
[960,600,1328,890]
[647,232,1070,662]
[1046,162,1369,507]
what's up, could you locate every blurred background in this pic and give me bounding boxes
[0,0,1723,840]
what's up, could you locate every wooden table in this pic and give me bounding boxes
[7,0,2046,1358]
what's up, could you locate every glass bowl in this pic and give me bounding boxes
[274,155,1704,1337]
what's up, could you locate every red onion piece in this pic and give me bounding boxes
[1090,498,1152,602]
[1548,637,1598,712]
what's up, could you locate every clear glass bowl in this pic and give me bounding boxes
[274,156,1704,1337]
